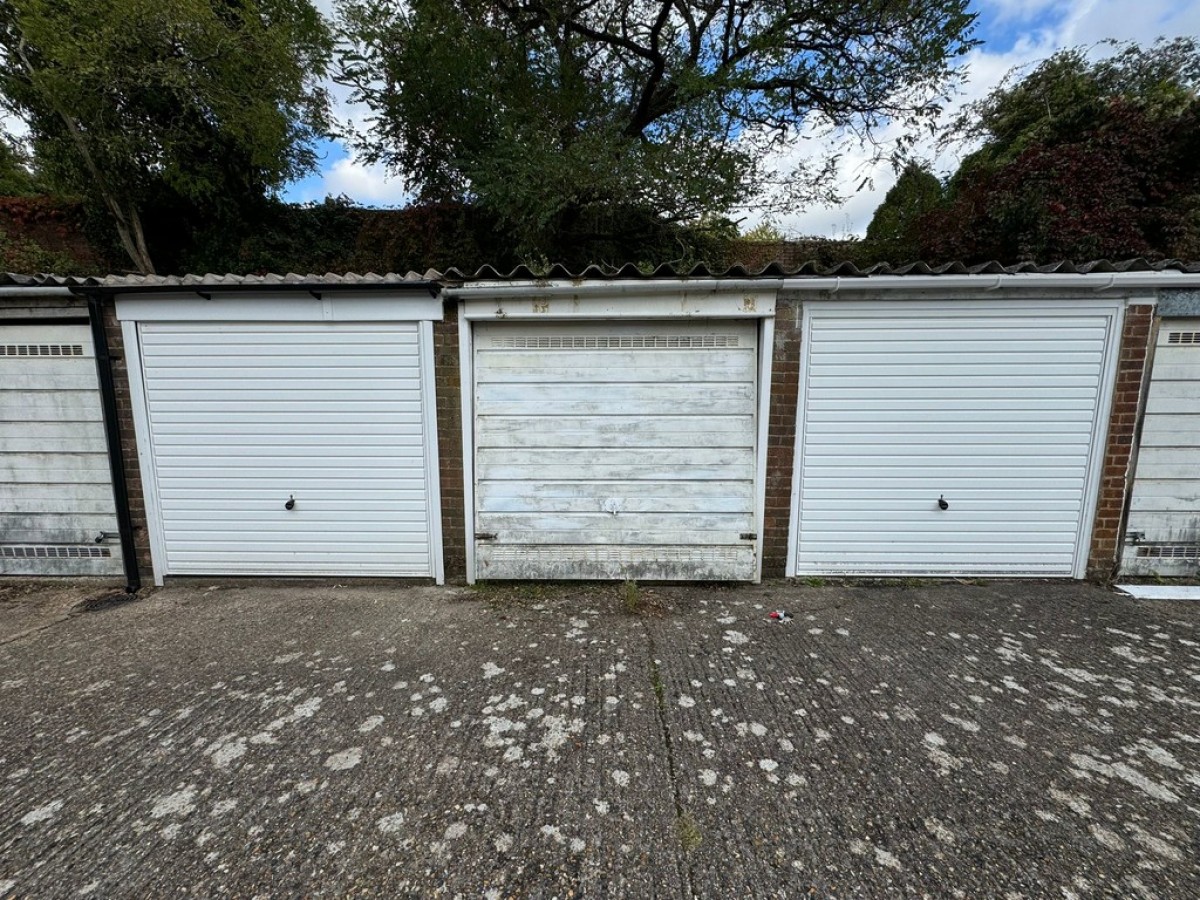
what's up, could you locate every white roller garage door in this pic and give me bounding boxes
[1122,318,1200,576]
[473,319,760,580]
[134,321,439,578]
[790,301,1121,577]
[0,323,123,575]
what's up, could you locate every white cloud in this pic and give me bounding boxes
[1,114,29,142]
[314,156,412,206]
[1056,0,1200,46]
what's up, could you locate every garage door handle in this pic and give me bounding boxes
[938,495,949,510]
[285,495,295,511]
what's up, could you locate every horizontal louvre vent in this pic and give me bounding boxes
[489,334,740,349]
[1,544,112,559]
[0,344,85,357]
[1135,544,1200,560]
[1166,332,1200,345]
[487,546,743,565]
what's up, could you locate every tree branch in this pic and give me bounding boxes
[13,34,155,272]
[625,0,676,136]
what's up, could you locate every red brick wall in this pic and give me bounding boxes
[763,298,1150,582]
[433,303,468,583]
[762,299,802,577]
[100,298,155,582]
[1087,303,1154,577]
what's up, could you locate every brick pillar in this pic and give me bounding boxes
[1087,303,1154,577]
[433,302,467,583]
[762,299,801,578]
[100,298,154,582]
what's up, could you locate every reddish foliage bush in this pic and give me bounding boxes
[917,100,1200,263]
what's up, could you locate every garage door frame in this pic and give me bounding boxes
[457,287,777,583]
[117,292,444,585]
[786,296,1129,579]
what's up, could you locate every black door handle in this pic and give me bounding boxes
[285,495,295,511]
[938,495,949,510]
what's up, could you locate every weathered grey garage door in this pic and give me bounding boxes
[1122,319,1200,576]
[790,301,1121,577]
[0,323,123,575]
[473,319,759,580]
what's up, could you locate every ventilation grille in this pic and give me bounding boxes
[485,545,743,564]
[1,545,111,559]
[0,344,85,357]
[489,334,740,350]
[1135,544,1200,560]
[1166,332,1200,345]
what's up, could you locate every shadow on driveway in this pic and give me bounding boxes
[0,579,126,646]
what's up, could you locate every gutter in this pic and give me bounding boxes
[0,286,77,298]
[443,272,1200,300]
[85,293,141,594]
[0,286,88,325]
[70,281,441,297]
[774,273,1200,294]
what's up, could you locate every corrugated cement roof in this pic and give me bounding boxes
[0,271,437,290]
[3,258,1199,290]
[435,257,1200,281]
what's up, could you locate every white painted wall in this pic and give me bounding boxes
[0,323,123,575]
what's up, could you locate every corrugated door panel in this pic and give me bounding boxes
[140,323,433,577]
[0,324,124,576]
[795,309,1113,576]
[474,320,758,580]
[1122,318,1200,576]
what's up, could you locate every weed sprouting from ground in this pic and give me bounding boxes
[621,579,642,614]
[677,812,702,852]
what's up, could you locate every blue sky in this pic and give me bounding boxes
[281,0,1200,236]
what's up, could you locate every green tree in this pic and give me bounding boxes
[0,0,333,273]
[336,0,977,256]
[915,38,1200,263]
[0,137,40,195]
[948,38,1200,172]
[863,162,944,262]
[741,221,786,243]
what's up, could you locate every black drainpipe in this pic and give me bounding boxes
[86,293,141,594]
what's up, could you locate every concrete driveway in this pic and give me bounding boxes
[0,579,1197,898]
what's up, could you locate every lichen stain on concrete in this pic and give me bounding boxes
[150,787,197,820]
[324,748,363,771]
[20,799,63,826]
[358,715,384,733]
